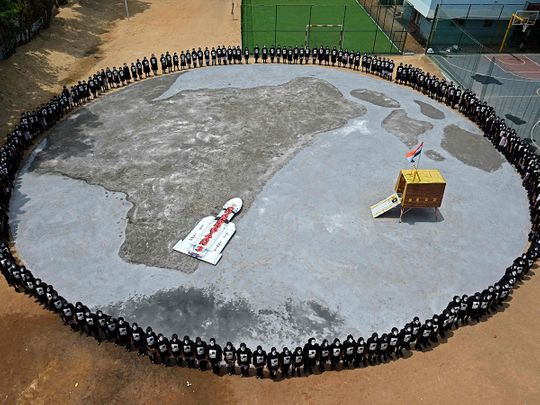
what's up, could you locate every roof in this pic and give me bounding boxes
[400,169,446,184]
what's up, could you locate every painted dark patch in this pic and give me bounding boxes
[425,149,445,161]
[382,109,433,147]
[414,100,445,120]
[350,89,400,108]
[441,124,504,172]
[101,286,345,346]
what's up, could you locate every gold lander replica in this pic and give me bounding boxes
[371,143,446,220]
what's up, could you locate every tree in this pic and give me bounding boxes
[0,0,62,58]
[38,0,58,28]
[0,0,22,57]
[16,0,37,43]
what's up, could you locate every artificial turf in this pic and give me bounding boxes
[241,0,400,53]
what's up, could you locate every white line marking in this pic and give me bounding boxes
[483,54,540,80]
[488,94,538,99]
[525,55,540,68]
[432,55,537,82]
[496,56,526,65]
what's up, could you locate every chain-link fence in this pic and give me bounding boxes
[358,0,412,52]
[241,2,408,54]
[426,3,540,54]
[425,3,540,143]
[430,53,540,143]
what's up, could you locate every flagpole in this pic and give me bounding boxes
[406,142,423,182]
[415,152,421,182]
[414,143,423,182]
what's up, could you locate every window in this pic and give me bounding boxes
[483,20,493,27]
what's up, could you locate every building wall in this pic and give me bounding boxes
[406,0,529,19]
[403,2,434,42]
[428,19,511,49]
[405,0,533,46]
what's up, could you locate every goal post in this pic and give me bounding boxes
[305,24,344,49]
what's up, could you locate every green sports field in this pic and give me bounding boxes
[241,0,400,54]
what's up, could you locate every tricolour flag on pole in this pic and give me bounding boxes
[406,142,424,163]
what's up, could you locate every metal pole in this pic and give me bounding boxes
[388,6,396,52]
[341,6,347,48]
[456,5,470,51]
[480,57,495,100]
[495,5,505,45]
[499,14,515,52]
[426,4,440,53]
[416,147,423,171]
[241,3,245,49]
[275,5,278,47]
[124,0,130,20]
[308,5,312,47]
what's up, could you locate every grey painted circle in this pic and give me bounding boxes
[10,65,529,348]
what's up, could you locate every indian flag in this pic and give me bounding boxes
[406,142,424,163]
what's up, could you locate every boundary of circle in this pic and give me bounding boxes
[1,53,537,378]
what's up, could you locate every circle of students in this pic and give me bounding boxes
[1,44,538,380]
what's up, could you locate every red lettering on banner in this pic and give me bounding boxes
[193,205,238,254]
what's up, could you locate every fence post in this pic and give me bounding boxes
[426,4,440,52]
[241,3,244,49]
[388,6,397,53]
[495,5,505,52]
[456,4,472,51]
[341,6,347,49]
[275,5,278,47]
[468,54,480,90]
[401,31,408,54]
[481,56,495,100]
[373,26,378,53]
[304,5,312,47]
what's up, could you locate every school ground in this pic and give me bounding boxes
[241,0,399,53]
[0,1,539,404]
